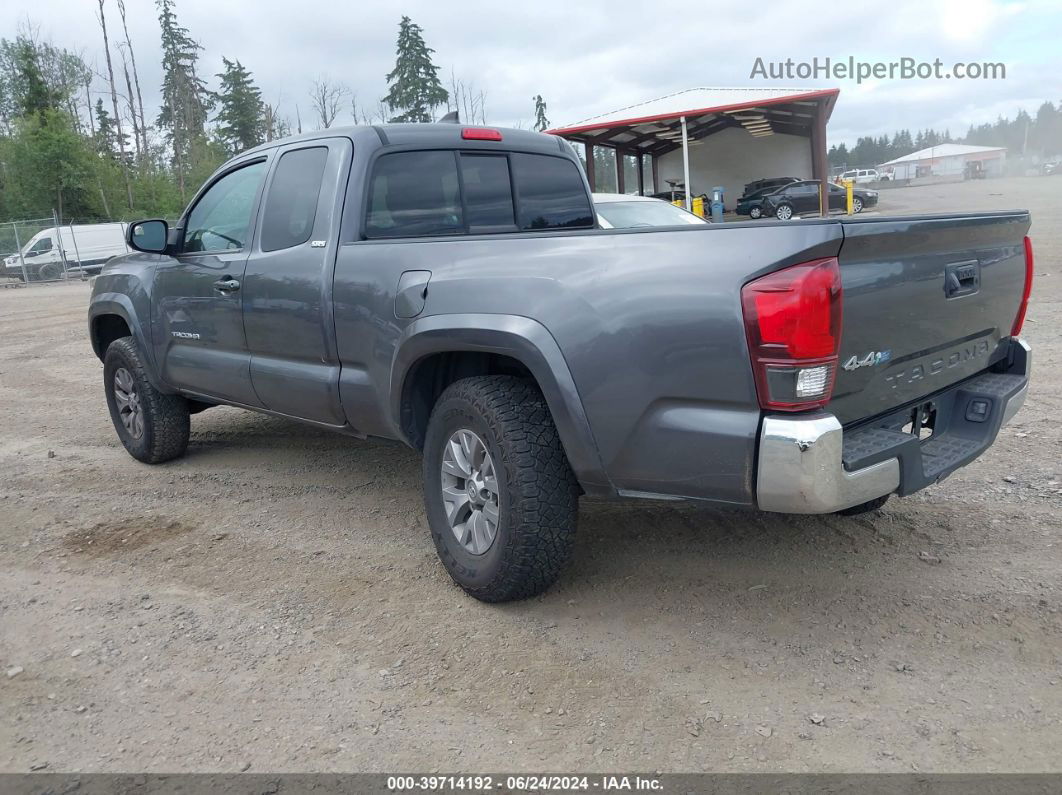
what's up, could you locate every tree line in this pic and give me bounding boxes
[829,103,1062,169]
[0,3,553,224]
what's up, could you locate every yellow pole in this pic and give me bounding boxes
[845,178,854,215]
[692,196,705,218]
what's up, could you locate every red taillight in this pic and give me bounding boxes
[741,257,843,411]
[461,127,503,141]
[1011,235,1034,336]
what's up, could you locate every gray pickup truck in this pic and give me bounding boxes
[89,123,1034,602]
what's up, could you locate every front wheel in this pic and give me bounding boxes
[852,197,864,213]
[775,203,794,221]
[104,337,190,463]
[749,206,762,219]
[422,376,578,602]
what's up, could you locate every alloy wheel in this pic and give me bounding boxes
[113,367,144,440]
[440,429,500,555]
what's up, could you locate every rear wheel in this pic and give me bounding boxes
[422,375,578,602]
[104,337,190,464]
[37,262,63,281]
[775,203,794,221]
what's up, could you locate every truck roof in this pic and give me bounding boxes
[242,123,569,158]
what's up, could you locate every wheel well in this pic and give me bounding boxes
[92,314,131,361]
[401,352,535,450]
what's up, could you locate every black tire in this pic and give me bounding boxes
[103,336,190,464]
[749,206,762,219]
[422,375,578,602]
[836,495,890,516]
[37,262,62,281]
[775,203,794,221]
[852,197,864,213]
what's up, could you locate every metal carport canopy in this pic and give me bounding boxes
[547,86,840,213]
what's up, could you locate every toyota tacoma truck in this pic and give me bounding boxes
[88,123,1034,602]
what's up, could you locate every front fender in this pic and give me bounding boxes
[391,314,614,497]
[88,291,172,394]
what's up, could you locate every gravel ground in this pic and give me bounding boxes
[1,176,1059,774]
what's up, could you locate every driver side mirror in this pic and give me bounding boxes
[127,219,169,253]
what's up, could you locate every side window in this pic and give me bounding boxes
[510,153,594,230]
[261,147,329,252]
[365,151,462,238]
[460,153,515,232]
[30,237,53,253]
[183,161,267,253]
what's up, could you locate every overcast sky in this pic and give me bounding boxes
[3,0,1061,146]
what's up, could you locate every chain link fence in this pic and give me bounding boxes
[1,212,133,286]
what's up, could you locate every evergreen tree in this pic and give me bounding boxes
[533,94,549,132]
[94,97,117,156]
[215,57,263,155]
[383,16,448,123]
[156,0,214,198]
[1032,101,1059,156]
[827,142,849,169]
[11,37,63,118]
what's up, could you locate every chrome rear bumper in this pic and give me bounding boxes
[756,338,1030,514]
[756,414,900,513]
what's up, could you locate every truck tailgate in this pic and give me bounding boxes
[828,211,1030,425]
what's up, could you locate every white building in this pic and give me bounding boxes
[879,144,1006,181]
[548,87,839,211]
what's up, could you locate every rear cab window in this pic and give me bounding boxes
[261,147,329,252]
[363,149,592,239]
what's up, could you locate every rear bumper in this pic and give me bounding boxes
[756,337,1030,514]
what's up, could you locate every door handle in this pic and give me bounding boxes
[213,277,241,293]
[943,261,979,299]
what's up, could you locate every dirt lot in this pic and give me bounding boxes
[1,176,1060,774]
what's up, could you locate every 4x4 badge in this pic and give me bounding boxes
[843,350,891,371]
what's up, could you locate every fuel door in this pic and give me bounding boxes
[395,270,432,318]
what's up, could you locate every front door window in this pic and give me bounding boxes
[183,162,266,253]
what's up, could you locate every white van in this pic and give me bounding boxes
[3,223,129,281]
[839,168,881,184]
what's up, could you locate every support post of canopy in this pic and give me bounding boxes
[681,115,692,211]
[584,141,596,191]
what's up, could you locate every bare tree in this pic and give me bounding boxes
[446,70,487,125]
[84,73,95,137]
[309,77,350,129]
[118,47,142,161]
[263,99,291,141]
[96,0,133,209]
[350,93,366,126]
[116,0,148,157]
[370,99,391,124]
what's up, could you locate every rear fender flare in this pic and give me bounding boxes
[391,314,613,496]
